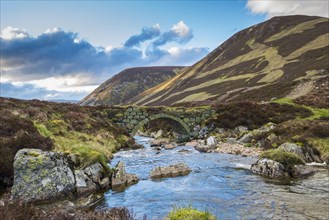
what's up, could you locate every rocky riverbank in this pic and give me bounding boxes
[147,120,328,181]
[10,148,140,204]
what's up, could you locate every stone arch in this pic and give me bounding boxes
[131,113,191,135]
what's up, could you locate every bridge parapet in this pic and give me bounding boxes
[108,106,215,136]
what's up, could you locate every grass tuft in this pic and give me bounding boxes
[166,206,216,220]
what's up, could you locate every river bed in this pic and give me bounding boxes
[96,136,329,219]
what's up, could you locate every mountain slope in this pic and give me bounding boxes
[80,66,185,106]
[131,15,329,106]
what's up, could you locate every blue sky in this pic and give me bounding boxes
[1,0,328,101]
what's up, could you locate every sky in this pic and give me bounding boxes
[1,0,328,101]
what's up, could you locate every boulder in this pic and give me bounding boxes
[154,129,165,139]
[238,133,253,144]
[11,149,76,202]
[173,133,190,143]
[185,141,198,147]
[195,145,212,153]
[164,143,176,150]
[149,138,170,147]
[279,142,322,163]
[234,126,248,134]
[111,161,138,190]
[100,177,110,189]
[74,170,98,197]
[250,158,289,179]
[206,136,218,148]
[84,162,104,184]
[178,149,191,153]
[150,163,191,179]
[252,123,276,138]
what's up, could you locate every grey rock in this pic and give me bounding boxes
[84,162,104,184]
[195,145,212,153]
[193,125,201,132]
[164,143,176,150]
[173,133,190,143]
[178,149,191,153]
[150,163,191,179]
[279,142,322,163]
[234,126,248,133]
[279,143,305,160]
[111,161,138,190]
[11,149,75,202]
[206,136,218,148]
[250,158,289,179]
[74,170,98,197]
[149,138,170,147]
[185,141,198,147]
[100,177,110,189]
[154,129,165,139]
[238,133,253,144]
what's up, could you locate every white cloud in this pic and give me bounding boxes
[168,47,180,56]
[172,20,191,37]
[247,0,329,18]
[0,26,30,40]
[153,23,161,30]
[45,93,59,99]
[44,27,63,34]
[28,76,98,92]
[1,22,209,100]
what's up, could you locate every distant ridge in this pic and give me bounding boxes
[80,66,185,106]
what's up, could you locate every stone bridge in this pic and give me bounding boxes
[109,106,215,137]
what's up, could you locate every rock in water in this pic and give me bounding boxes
[150,163,191,179]
[149,138,170,147]
[195,145,212,153]
[11,149,75,202]
[164,143,176,150]
[111,161,139,190]
[250,158,289,179]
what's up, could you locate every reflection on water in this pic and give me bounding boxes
[96,136,329,219]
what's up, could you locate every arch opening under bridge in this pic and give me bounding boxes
[131,113,190,135]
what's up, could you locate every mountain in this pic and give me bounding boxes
[130,15,329,106]
[80,66,185,106]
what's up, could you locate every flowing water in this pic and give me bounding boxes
[96,136,329,220]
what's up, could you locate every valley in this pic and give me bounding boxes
[1,13,328,220]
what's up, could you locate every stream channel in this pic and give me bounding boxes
[96,136,329,220]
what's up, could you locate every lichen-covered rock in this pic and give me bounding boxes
[74,170,98,197]
[11,149,75,202]
[84,162,104,184]
[279,142,322,163]
[111,161,138,190]
[250,158,289,179]
[150,163,191,179]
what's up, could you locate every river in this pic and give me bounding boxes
[96,136,329,220]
